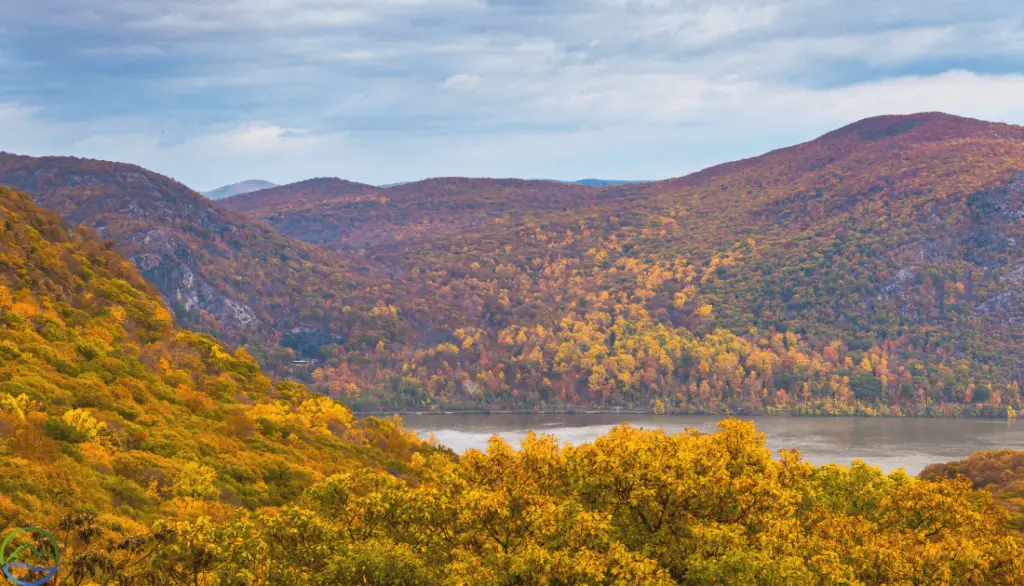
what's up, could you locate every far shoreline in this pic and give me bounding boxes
[354,407,1019,420]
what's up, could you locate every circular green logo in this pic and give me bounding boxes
[1,528,60,586]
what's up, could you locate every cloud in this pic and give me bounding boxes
[793,70,1024,124]
[632,4,781,46]
[192,123,345,155]
[443,73,483,90]
[1,0,1024,188]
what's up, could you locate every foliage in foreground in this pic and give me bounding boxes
[922,448,1024,530]
[2,146,1024,585]
[0,185,426,534]
[36,420,1024,585]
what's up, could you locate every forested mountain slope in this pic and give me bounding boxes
[219,177,378,216]
[225,112,1024,415]
[0,154,412,357]
[0,184,425,532]
[1,183,1024,584]
[220,176,601,249]
[6,113,1024,415]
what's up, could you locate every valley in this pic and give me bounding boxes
[6,1,1024,581]
[3,113,1024,584]
[5,113,1024,417]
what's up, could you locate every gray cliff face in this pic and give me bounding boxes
[0,153,369,351]
[131,229,260,332]
[0,155,268,338]
[873,173,1024,327]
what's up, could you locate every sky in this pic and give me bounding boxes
[1,0,1024,191]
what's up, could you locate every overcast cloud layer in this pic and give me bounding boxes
[1,0,1023,189]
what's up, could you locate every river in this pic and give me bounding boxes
[402,413,1024,475]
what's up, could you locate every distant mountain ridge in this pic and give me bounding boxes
[220,176,603,248]
[6,112,1024,417]
[204,179,277,199]
[378,178,648,188]
[221,177,379,216]
[222,112,1024,415]
[566,178,648,187]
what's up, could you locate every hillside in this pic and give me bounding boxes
[221,176,601,249]
[88,421,1024,584]
[5,113,1024,416]
[203,179,277,199]
[0,154,413,359]
[922,449,1024,529]
[2,183,1024,585]
[220,177,379,215]
[0,183,425,532]
[224,112,1024,415]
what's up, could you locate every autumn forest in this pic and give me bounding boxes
[3,112,1024,584]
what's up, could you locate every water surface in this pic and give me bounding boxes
[403,413,1024,475]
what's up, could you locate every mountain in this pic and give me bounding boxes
[5,113,1024,416]
[203,179,277,199]
[221,176,601,249]
[220,177,379,217]
[0,154,412,357]
[224,112,1024,415]
[0,183,424,531]
[376,179,646,188]
[1,182,1021,585]
[529,178,648,186]
[572,178,647,187]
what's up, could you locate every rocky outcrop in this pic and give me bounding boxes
[131,229,260,332]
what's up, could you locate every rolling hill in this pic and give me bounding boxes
[222,112,1024,414]
[570,178,648,187]
[220,176,602,249]
[2,172,1022,586]
[203,179,278,199]
[0,183,425,531]
[0,153,414,359]
[4,113,1024,415]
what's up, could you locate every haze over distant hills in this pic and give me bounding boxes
[378,178,648,188]
[209,178,641,193]
[203,179,278,199]
[564,178,648,187]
